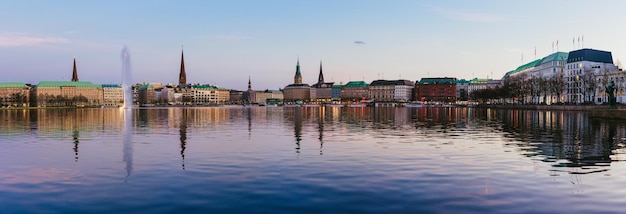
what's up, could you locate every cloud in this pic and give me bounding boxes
[430,6,503,23]
[354,41,366,45]
[0,32,70,47]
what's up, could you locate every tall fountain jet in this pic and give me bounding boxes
[120,46,134,181]
[121,46,133,109]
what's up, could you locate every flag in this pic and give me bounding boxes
[534,46,536,58]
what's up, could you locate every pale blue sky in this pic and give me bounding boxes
[2,0,626,90]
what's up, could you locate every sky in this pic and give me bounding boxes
[2,0,626,91]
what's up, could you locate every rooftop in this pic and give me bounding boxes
[419,77,457,84]
[37,81,102,88]
[0,82,28,88]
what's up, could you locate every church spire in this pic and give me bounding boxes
[71,57,79,82]
[294,58,302,84]
[179,49,187,85]
[248,76,252,90]
[317,60,324,84]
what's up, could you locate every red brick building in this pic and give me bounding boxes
[415,77,457,103]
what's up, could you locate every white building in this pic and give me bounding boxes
[564,48,618,104]
[102,84,123,107]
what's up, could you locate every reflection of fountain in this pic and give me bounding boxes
[122,109,133,180]
[120,46,133,109]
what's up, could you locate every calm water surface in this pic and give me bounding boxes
[1,106,626,213]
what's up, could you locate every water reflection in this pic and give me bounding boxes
[1,107,626,176]
[123,109,133,180]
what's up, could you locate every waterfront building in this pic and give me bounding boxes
[229,90,244,104]
[254,90,284,105]
[191,85,218,105]
[456,79,469,101]
[340,81,369,104]
[369,79,414,103]
[415,77,457,103]
[283,59,311,103]
[331,84,342,103]
[310,61,334,104]
[138,84,156,105]
[32,81,103,107]
[102,84,123,107]
[31,59,103,107]
[595,69,626,103]
[564,48,618,104]
[0,82,30,107]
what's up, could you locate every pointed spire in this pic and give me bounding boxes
[179,49,187,85]
[294,57,302,84]
[248,76,252,90]
[318,60,324,84]
[71,57,79,82]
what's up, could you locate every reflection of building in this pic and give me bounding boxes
[341,81,369,103]
[0,82,30,107]
[283,59,311,103]
[415,77,457,103]
[102,84,123,107]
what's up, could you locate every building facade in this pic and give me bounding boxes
[102,84,123,107]
[32,81,103,107]
[369,79,414,103]
[283,59,310,103]
[341,81,369,103]
[415,77,457,103]
[564,48,618,104]
[0,82,30,107]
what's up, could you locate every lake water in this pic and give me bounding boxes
[1,106,626,213]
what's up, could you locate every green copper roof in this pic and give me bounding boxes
[514,59,542,72]
[419,77,456,84]
[194,85,217,89]
[343,81,368,88]
[138,84,154,89]
[540,52,568,64]
[0,82,28,88]
[37,81,102,88]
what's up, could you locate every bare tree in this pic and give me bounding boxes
[582,71,597,103]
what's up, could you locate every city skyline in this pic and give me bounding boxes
[2,0,626,90]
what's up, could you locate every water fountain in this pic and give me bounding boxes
[120,46,133,180]
[121,46,133,109]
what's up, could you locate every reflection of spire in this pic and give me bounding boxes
[294,107,302,154]
[247,107,252,140]
[71,57,79,82]
[180,109,188,170]
[318,107,324,155]
[72,129,79,162]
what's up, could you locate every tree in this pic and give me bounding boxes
[581,71,597,103]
